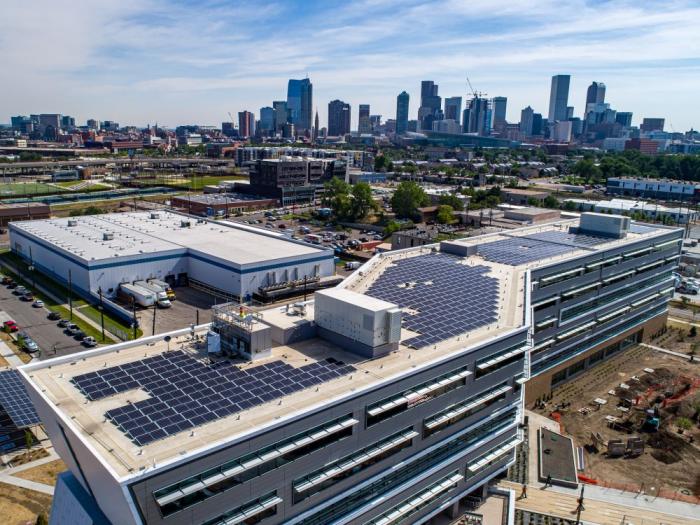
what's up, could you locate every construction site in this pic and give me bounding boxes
[534,344,700,499]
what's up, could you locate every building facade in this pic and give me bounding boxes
[287,79,313,133]
[395,91,410,135]
[548,75,570,122]
[358,104,371,134]
[328,100,351,137]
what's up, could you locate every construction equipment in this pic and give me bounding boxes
[466,76,487,99]
[642,409,660,432]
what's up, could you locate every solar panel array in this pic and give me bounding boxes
[476,237,577,265]
[629,223,660,234]
[0,370,40,428]
[524,230,608,248]
[71,351,354,446]
[364,253,499,348]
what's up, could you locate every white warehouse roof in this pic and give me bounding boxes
[10,211,330,267]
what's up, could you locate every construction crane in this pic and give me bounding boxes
[227,112,236,127]
[466,76,487,99]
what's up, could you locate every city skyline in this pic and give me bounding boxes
[1,1,700,130]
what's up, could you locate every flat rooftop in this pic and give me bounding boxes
[10,211,329,267]
[20,217,677,479]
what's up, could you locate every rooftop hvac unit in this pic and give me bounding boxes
[180,220,191,228]
[103,233,115,241]
[67,220,78,227]
[150,212,160,219]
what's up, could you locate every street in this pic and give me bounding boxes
[0,284,84,360]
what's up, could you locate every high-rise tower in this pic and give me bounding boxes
[548,75,570,122]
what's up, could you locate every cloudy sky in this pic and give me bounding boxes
[2,0,699,130]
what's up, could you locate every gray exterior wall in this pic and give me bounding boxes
[126,330,526,525]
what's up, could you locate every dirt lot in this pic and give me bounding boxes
[14,460,66,486]
[0,482,51,525]
[650,321,700,356]
[536,346,700,497]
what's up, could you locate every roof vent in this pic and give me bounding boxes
[103,232,114,241]
[67,220,78,227]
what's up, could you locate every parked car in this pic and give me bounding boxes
[47,311,61,320]
[66,323,80,335]
[32,300,44,308]
[57,318,70,328]
[82,336,97,347]
[1,276,12,285]
[14,286,27,295]
[21,338,39,353]
[21,293,34,302]
[3,320,18,332]
[6,281,17,289]
[73,330,86,341]
[373,234,383,241]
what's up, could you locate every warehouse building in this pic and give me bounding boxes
[20,213,681,525]
[8,211,335,310]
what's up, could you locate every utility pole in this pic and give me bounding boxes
[98,287,105,342]
[68,269,73,321]
[574,484,585,525]
[152,302,157,336]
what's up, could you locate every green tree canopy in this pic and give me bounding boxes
[438,193,465,211]
[350,182,377,220]
[436,205,455,224]
[391,181,429,219]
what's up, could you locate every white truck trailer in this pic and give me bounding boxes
[134,281,172,308]
[119,283,156,307]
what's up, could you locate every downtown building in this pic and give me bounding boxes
[20,213,681,525]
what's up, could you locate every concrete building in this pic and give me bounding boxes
[395,91,410,135]
[502,188,550,205]
[171,193,278,216]
[237,111,255,138]
[624,138,659,155]
[491,97,507,131]
[606,177,700,202]
[9,211,334,307]
[641,118,665,133]
[552,120,573,143]
[0,202,51,225]
[358,104,371,134]
[548,75,570,122]
[328,100,351,137]
[22,213,681,525]
[563,198,698,224]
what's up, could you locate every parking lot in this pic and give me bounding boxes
[0,282,84,359]
[130,286,217,336]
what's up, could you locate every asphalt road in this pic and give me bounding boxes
[0,283,84,360]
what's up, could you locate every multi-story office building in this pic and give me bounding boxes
[259,107,275,134]
[358,104,371,134]
[548,74,570,122]
[607,177,700,202]
[221,122,236,137]
[287,79,313,132]
[491,97,507,131]
[328,100,351,136]
[273,101,289,132]
[463,97,490,136]
[615,112,633,128]
[641,118,665,133]
[444,97,462,124]
[418,80,442,131]
[520,106,534,136]
[395,91,410,135]
[585,81,606,116]
[21,213,680,525]
[237,111,255,138]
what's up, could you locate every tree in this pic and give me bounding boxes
[543,195,559,209]
[350,182,376,220]
[35,512,48,525]
[436,205,455,224]
[572,159,602,184]
[391,181,429,219]
[374,155,393,172]
[322,177,352,219]
[563,200,577,211]
[438,193,464,211]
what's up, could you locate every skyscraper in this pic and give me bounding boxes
[641,118,665,133]
[491,96,507,132]
[272,101,288,132]
[444,97,462,125]
[418,80,441,130]
[358,104,371,134]
[463,97,490,136]
[520,106,534,136]
[286,78,313,132]
[238,111,255,138]
[328,100,351,136]
[313,110,319,141]
[259,107,275,133]
[548,74,570,122]
[396,91,410,135]
[615,112,633,128]
[585,81,606,116]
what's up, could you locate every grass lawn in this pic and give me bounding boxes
[0,182,60,195]
[78,304,142,340]
[14,459,67,486]
[0,331,32,364]
[0,482,52,525]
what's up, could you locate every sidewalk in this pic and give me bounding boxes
[640,342,694,360]
[0,340,25,368]
[0,449,60,496]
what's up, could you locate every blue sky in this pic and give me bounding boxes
[2,0,699,130]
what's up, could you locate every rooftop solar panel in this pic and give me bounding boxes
[71,352,355,446]
[0,370,41,428]
[524,230,608,248]
[476,237,577,265]
[364,253,499,349]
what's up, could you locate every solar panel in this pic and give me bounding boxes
[0,370,41,428]
[629,223,660,234]
[524,230,608,248]
[364,253,499,349]
[476,237,577,265]
[71,352,355,446]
